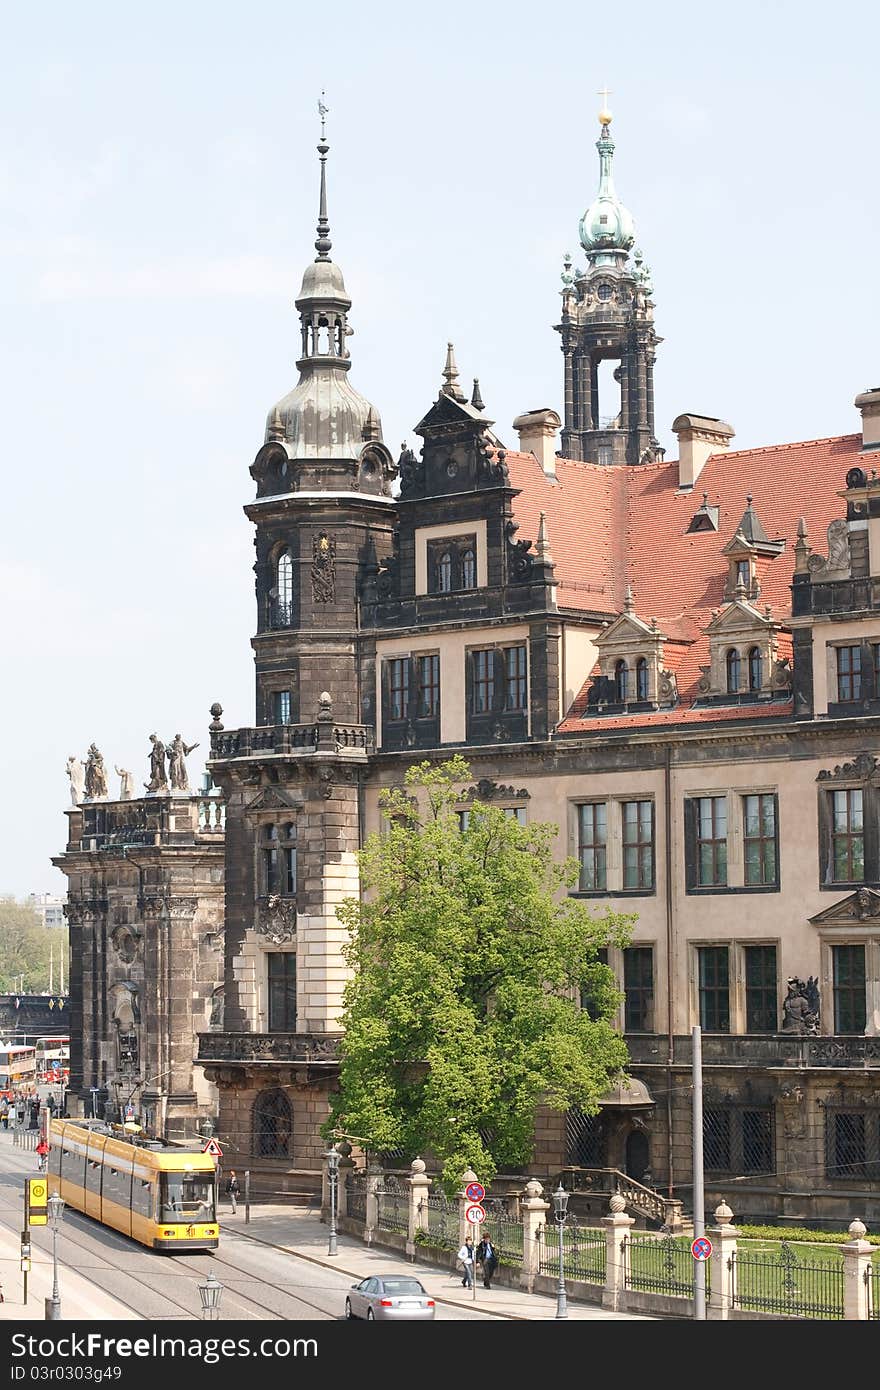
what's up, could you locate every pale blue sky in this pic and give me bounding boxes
[1,0,878,896]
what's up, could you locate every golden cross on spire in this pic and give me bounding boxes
[318,91,329,140]
[597,85,613,126]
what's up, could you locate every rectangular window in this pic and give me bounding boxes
[284,845,296,896]
[622,800,654,890]
[504,646,527,711]
[427,535,477,594]
[502,806,527,825]
[473,650,494,713]
[577,803,607,892]
[457,809,471,833]
[696,796,727,886]
[827,1112,867,1179]
[273,690,292,725]
[388,658,410,721]
[698,946,730,1032]
[836,645,861,702]
[703,1107,731,1170]
[742,1109,774,1174]
[417,654,440,719]
[268,952,297,1032]
[262,824,279,895]
[579,947,608,1020]
[744,945,777,1032]
[832,944,866,1034]
[743,794,778,887]
[623,947,654,1032]
[830,789,864,882]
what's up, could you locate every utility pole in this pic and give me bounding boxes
[692,1024,706,1320]
[49,941,54,995]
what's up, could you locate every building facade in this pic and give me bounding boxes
[27,893,67,930]
[189,111,880,1221]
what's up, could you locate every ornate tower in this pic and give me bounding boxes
[557,104,662,466]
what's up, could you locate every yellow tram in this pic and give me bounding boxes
[48,1118,219,1251]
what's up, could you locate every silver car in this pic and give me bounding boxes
[345,1275,436,1320]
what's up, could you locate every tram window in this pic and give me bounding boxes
[160,1173,215,1222]
[132,1178,153,1219]
[48,1145,61,1176]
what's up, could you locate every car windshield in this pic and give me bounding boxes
[380,1279,426,1295]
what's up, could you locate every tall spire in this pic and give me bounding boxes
[578,103,635,264]
[315,92,332,261]
[440,343,467,402]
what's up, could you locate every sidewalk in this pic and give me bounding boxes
[0,1224,140,1322]
[220,1204,656,1320]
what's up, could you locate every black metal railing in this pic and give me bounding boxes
[346,1169,367,1224]
[539,1217,605,1284]
[481,1197,523,1267]
[730,1241,844,1320]
[376,1175,409,1236]
[623,1233,701,1298]
[866,1264,880,1320]
[418,1193,458,1249]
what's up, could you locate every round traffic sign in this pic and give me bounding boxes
[691,1236,712,1261]
[465,1203,486,1224]
[465,1182,485,1203]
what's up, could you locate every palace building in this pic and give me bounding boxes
[63,107,880,1224]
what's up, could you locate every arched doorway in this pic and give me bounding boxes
[625,1129,650,1184]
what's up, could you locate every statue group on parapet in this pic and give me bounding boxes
[781,976,821,1035]
[65,732,199,805]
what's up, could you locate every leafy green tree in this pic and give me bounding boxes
[324,756,632,1190]
[0,898,70,994]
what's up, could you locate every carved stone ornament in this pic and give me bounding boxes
[464,780,530,802]
[657,668,678,702]
[311,532,336,603]
[851,887,880,920]
[817,753,880,783]
[696,666,711,694]
[256,894,297,944]
[780,977,820,1035]
[110,926,140,964]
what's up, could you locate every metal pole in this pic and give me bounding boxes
[555,1214,568,1319]
[244,1169,250,1224]
[692,1024,706,1320]
[328,1161,338,1256]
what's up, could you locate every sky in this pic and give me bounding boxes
[1,0,878,898]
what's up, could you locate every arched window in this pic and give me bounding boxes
[635,657,649,701]
[461,547,476,590]
[726,648,741,694]
[274,550,293,627]
[437,551,453,593]
[749,646,763,692]
[254,1089,292,1159]
[615,660,629,702]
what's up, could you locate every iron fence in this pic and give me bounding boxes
[731,1242,844,1320]
[624,1233,702,1298]
[346,1169,367,1225]
[376,1175,409,1236]
[418,1192,458,1250]
[538,1217,605,1285]
[480,1197,523,1267]
[866,1264,880,1321]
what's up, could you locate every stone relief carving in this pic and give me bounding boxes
[817,753,880,783]
[311,533,336,603]
[463,780,531,802]
[256,894,297,944]
[808,518,850,577]
[110,926,140,964]
[851,887,880,920]
[657,668,678,702]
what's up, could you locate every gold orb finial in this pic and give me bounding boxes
[599,107,613,128]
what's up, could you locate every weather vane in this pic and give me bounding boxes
[318,91,329,139]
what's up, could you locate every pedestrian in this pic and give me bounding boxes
[0,1100,8,1130]
[476,1233,499,1289]
[456,1236,475,1288]
[35,1138,49,1173]
[225,1169,240,1215]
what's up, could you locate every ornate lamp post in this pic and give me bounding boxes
[198,1269,223,1321]
[198,1116,214,1140]
[325,1147,340,1256]
[552,1182,569,1320]
[45,1193,64,1321]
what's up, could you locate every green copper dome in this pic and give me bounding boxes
[578,120,635,261]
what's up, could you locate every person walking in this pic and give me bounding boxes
[225,1169,240,1215]
[456,1236,476,1288]
[476,1233,499,1289]
[0,1100,8,1130]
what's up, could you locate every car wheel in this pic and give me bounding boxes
[345,1298,354,1320]
[367,1308,375,1321]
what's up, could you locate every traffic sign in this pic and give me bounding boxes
[465,1181,485,1203]
[691,1236,712,1261]
[465,1203,486,1225]
[202,1137,223,1157]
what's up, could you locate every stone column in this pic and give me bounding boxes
[458,1167,479,1246]
[602,1193,635,1312]
[364,1163,381,1246]
[407,1156,432,1257]
[520,1179,550,1292]
[707,1200,738,1320]
[840,1219,873,1321]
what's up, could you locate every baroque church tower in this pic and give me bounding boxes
[557,104,662,466]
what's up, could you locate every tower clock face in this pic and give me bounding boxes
[597,283,612,301]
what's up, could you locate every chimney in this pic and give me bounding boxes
[512,408,562,479]
[854,387,880,453]
[672,413,735,490]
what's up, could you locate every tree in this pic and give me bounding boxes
[0,898,70,993]
[324,756,632,1190]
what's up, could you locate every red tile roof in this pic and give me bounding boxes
[504,433,862,728]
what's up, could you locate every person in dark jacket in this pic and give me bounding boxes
[225,1170,240,1214]
[476,1234,499,1289]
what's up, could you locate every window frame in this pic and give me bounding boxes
[831,942,867,1035]
[685,795,728,891]
[576,802,607,894]
[622,945,654,1033]
[267,951,297,1033]
[426,533,479,595]
[621,799,655,892]
[697,944,730,1032]
[742,792,779,889]
[836,644,862,703]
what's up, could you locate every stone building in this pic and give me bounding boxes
[191,107,880,1222]
[54,790,224,1138]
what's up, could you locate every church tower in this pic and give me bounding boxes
[557,103,662,466]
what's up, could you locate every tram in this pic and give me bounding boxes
[48,1117,219,1251]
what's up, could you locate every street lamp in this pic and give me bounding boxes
[198,1269,223,1321]
[45,1193,64,1321]
[198,1116,214,1139]
[552,1182,569,1320]
[325,1147,340,1256]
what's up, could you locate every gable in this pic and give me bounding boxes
[809,887,880,926]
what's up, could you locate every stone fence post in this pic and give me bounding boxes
[364,1163,382,1246]
[407,1156,432,1257]
[602,1193,635,1312]
[840,1219,873,1321]
[458,1167,479,1246]
[707,1200,738,1320]
[520,1179,550,1292]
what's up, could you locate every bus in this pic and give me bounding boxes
[35,1037,69,1086]
[48,1117,219,1251]
[0,1044,37,1098]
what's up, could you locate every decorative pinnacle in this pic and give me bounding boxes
[315,93,332,261]
[471,378,485,411]
[536,511,554,563]
[624,582,635,614]
[441,342,465,400]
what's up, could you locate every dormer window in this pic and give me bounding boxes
[635,657,649,702]
[736,560,750,589]
[427,535,479,594]
[748,647,763,692]
[726,649,741,694]
[615,660,629,702]
[437,551,453,593]
[461,547,476,589]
